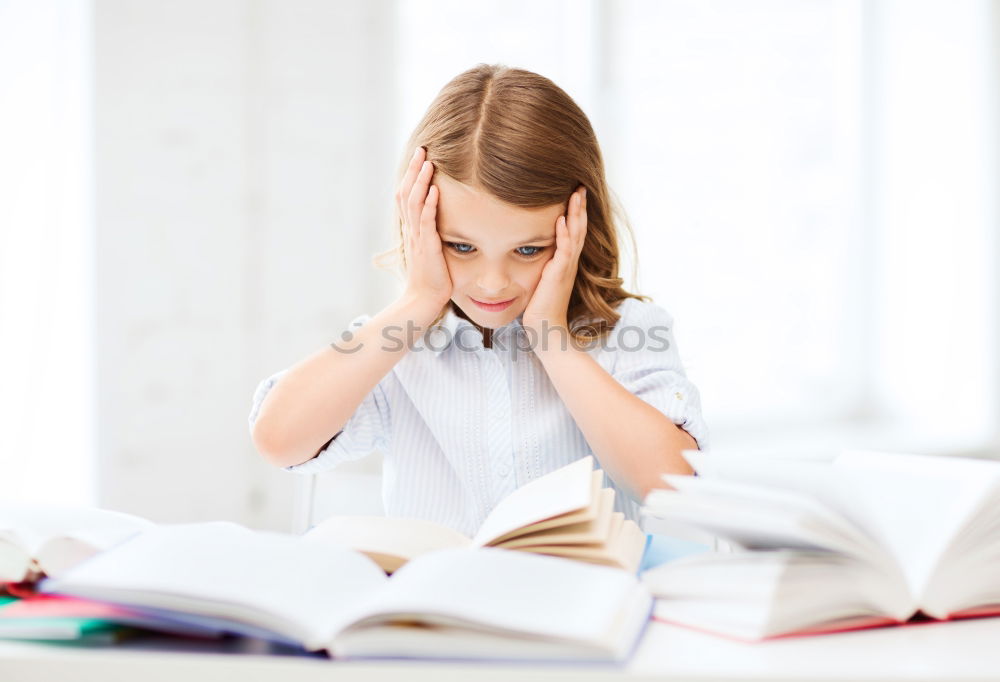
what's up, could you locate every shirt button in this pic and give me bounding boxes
[675,392,684,400]
[496,463,511,477]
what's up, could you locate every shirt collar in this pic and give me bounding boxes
[421,303,525,357]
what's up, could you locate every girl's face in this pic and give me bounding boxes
[432,173,566,330]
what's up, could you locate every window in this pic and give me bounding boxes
[0,0,96,504]
[393,0,999,455]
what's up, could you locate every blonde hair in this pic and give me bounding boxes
[374,63,649,342]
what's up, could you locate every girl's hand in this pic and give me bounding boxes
[522,186,588,342]
[398,146,452,311]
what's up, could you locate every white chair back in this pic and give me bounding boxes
[292,453,385,534]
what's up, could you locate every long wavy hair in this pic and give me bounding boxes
[374,63,649,342]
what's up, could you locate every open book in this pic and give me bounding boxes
[641,449,1000,641]
[1,506,155,584]
[305,456,646,574]
[38,521,652,662]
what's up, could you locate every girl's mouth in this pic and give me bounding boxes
[470,296,515,312]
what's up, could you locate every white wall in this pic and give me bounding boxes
[8,0,997,529]
[0,0,95,507]
[94,0,399,530]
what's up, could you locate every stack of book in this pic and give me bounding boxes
[640,448,1000,641]
[0,593,222,643]
[1,456,651,662]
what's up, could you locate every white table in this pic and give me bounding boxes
[2,615,1000,681]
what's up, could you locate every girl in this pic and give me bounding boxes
[249,63,708,536]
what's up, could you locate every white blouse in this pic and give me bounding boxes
[248,297,708,537]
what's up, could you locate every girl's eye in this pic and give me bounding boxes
[443,242,545,257]
[445,242,474,254]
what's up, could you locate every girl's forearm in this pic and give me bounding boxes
[534,330,697,502]
[252,293,442,468]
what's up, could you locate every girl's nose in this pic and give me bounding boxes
[476,268,510,296]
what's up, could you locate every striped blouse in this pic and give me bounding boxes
[248,297,709,537]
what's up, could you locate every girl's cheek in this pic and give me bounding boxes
[445,258,470,283]
[526,259,548,278]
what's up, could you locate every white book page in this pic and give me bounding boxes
[682,451,841,503]
[38,521,388,649]
[302,515,472,560]
[471,456,595,546]
[344,546,644,647]
[654,475,887,563]
[0,533,31,582]
[645,491,840,554]
[645,550,913,639]
[496,487,615,550]
[643,476,899,575]
[676,450,1000,596]
[644,550,800,601]
[0,504,155,556]
[830,450,1000,598]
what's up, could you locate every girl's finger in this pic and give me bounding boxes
[555,215,569,261]
[397,147,425,217]
[420,184,439,242]
[407,160,434,229]
[571,192,586,251]
[396,147,427,234]
[564,215,580,263]
[404,214,417,245]
[565,191,580,227]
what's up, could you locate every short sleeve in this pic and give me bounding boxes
[606,299,709,451]
[247,313,393,475]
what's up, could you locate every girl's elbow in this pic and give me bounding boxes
[251,418,299,468]
[252,419,332,469]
